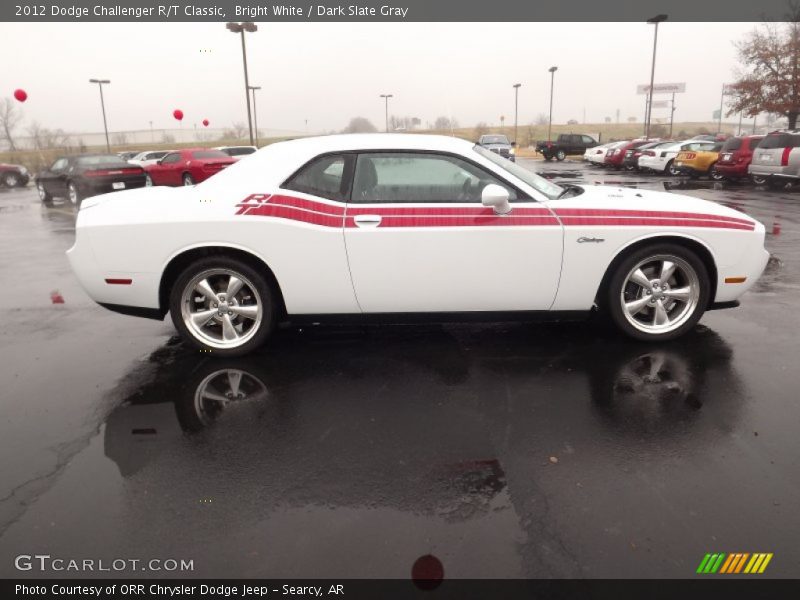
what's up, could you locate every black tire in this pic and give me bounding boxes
[2,172,21,187]
[556,150,566,161]
[604,243,710,342]
[182,173,194,186]
[709,163,724,181]
[666,160,680,177]
[767,178,792,190]
[543,154,553,161]
[67,181,83,206]
[624,164,637,172]
[751,174,767,185]
[36,181,53,203]
[169,256,278,357]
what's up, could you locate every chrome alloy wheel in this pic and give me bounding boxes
[180,269,263,349]
[620,255,700,335]
[37,182,47,200]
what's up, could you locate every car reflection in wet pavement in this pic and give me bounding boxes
[0,163,799,579]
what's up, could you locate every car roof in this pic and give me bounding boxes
[273,133,475,153]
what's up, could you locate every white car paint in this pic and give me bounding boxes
[637,141,690,173]
[584,142,615,165]
[68,134,768,327]
[129,151,171,167]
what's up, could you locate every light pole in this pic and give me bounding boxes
[547,67,558,142]
[249,85,261,146]
[380,94,393,132]
[89,79,111,152]
[226,22,258,145]
[645,14,668,140]
[513,83,521,144]
[717,83,727,134]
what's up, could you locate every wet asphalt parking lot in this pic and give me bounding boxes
[0,158,798,579]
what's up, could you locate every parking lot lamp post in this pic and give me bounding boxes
[547,67,557,142]
[669,93,676,138]
[645,14,668,140]
[226,22,258,146]
[89,79,111,153]
[249,85,261,146]
[513,83,521,144]
[380,94,393,132]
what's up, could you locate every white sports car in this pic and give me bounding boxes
[68,134,769,356]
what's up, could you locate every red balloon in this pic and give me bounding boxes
[202,119,209,127]
[13,89,27,103]
[173,109,184,121]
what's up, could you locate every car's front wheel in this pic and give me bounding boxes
[67,181,82,206]
[709,163,724,181]
[36,181,52,203]
[169,257,277,356]
[144,173,154,187]
[751,174,767,185]
[183,173,195,186]
[556,150,566,161]
[666,160,680,176]
[606,244,710,342]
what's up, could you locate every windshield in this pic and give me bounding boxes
[473,145,563,200]
[480,135,510,145]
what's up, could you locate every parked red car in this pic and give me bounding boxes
[604,139,652,169]
[144,148,235,187]
[714,135,764,180]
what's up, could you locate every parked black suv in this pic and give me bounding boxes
[536,133,599,161]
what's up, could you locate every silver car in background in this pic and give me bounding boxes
[748,130,800,188]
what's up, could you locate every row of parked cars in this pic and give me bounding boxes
[33,146,258,205]
[31,146,256,206]
[584,130,800,188]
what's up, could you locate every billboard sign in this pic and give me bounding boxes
[637,82,686,94]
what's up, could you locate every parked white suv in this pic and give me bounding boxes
[748,130,800,188]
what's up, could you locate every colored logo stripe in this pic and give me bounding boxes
[697,553,773,574]
[234,193,756,232]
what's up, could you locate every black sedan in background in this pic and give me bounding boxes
[36,154,146,206]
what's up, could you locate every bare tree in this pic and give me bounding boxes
[0,97,23,151]
[112,132,129,146]
[535,113,549,126]
[341,117,378,133]
[728,3,800,128]
[220,122,249,141]
[27,121,71,150]
[433,116,458,130]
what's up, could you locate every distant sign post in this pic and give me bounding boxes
[718,83,736,133]
[638,83,685,138]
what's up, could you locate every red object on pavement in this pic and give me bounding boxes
[50,290,65,304]
[173,109,184,121]
[14,89,27,102]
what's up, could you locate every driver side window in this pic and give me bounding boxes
[51,158,68,171]
[351,152,517,204]
[161,153,182,164]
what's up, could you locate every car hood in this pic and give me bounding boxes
[552,185,761,227]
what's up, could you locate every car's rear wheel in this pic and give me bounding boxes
[556,150,566,161]
[606,244,710,342]
[67,181,82,206]
[751,174,767,185]
[709,163,724,181]
[169,257,277,356]
[36,181,52,203]
[3,172,21,187]
[182,173,195,186]
[666,160,680,176]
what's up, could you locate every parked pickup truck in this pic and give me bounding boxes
[536,133,599,161]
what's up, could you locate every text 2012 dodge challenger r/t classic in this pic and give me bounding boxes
[67,134,769,356]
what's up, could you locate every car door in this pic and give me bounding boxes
[151,152,182,185]
[41,158,69,196]
[343,151,563,313]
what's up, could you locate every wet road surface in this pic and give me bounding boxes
[1,162,798,579]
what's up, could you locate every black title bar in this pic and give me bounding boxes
[1,0,796,22]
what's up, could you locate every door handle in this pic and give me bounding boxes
[354,214,382,228]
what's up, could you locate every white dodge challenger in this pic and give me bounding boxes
[67,134,769,356]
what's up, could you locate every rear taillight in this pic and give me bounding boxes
[84,167,142,177]
[781,147,791,166]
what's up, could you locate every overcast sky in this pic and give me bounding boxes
[1,22,761,135]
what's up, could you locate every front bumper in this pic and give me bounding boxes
[715,162,749,178]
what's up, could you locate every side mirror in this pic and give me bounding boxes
[511,141,517,147]
[481,184,511,215]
